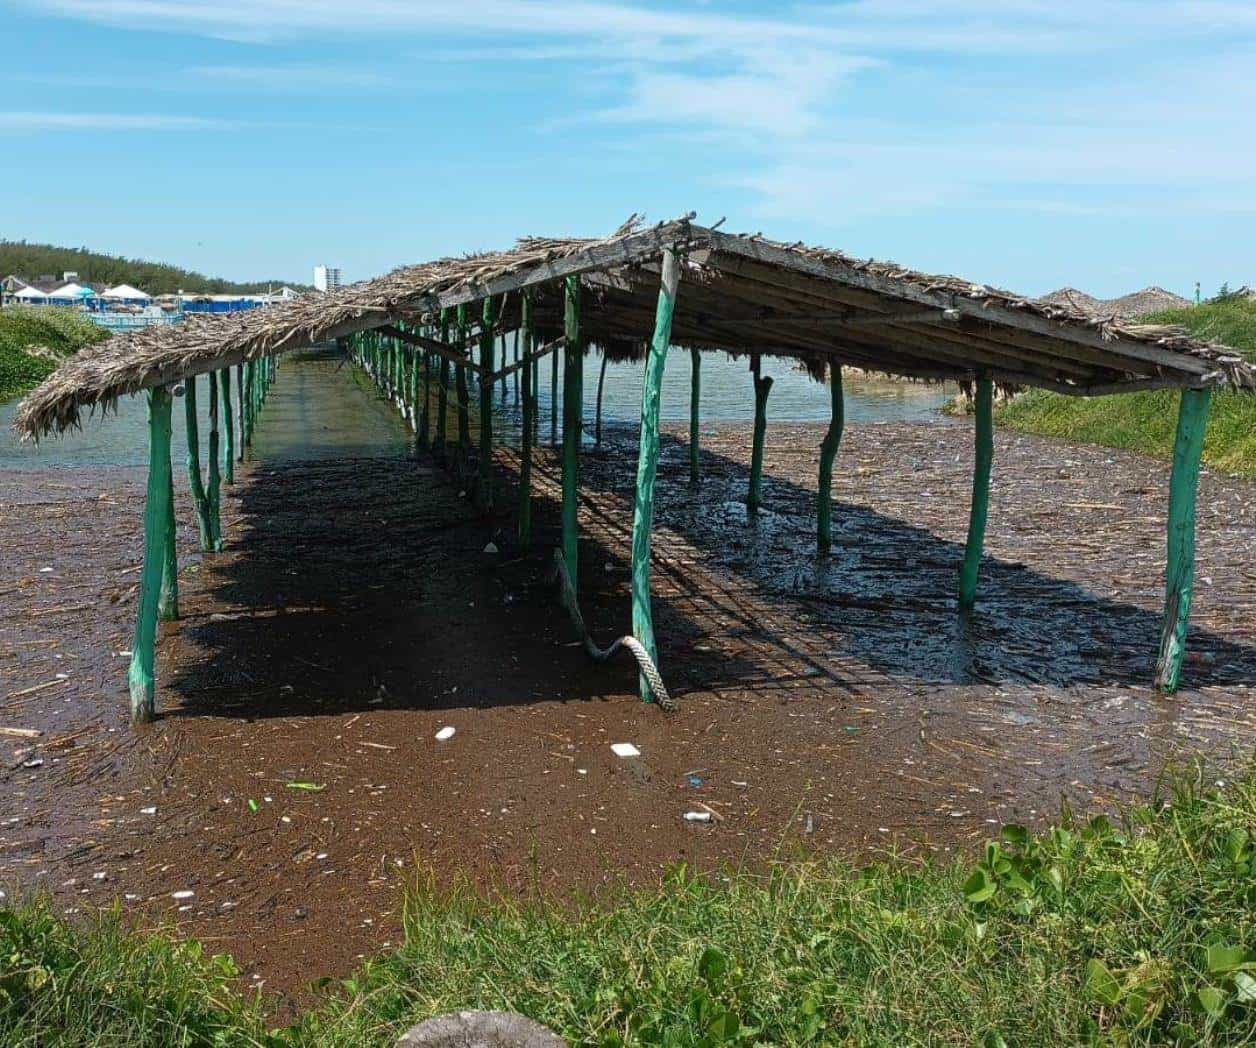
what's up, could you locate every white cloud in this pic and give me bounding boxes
[0,111,234,131]
[188,64,393,90]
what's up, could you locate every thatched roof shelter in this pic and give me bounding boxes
[16,216,1254,440]
[16,215,1250,724]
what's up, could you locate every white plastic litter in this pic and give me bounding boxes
[171,890,194,900]
[610,743,640,758]
[683,811,713,823]
[435,726,456,742]
[483,542,498,554]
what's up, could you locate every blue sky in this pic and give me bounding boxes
[3,1,1253,297]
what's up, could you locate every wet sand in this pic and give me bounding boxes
[2,353,1254,1012]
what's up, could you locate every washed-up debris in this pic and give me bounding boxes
[286,782,325,792]
[22,758,44,769]
[435,726,456,742]
[683,811,712,823]
[610,743,640,758]
[140,806,157,816]
[171,890,194,900]
[247,799,259,813]
[687,775,703,788]
[0,727,41,739]
[483,542,499,554]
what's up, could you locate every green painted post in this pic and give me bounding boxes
[236,364,246,460]
[207,372,223,551]
[550,331,560,447]
[817,359,845,554]
[1154,388,1212,693]
[436,309,450,456]
[455,305,471,466]
[242,362,253,446]
[158,461,179,622]
[630,248,681,702]
[183,375,214,552]
[512,329,520,407]
[958,374,995,611]
[219,370,234,485]
[418,345,431,449]
[499,331,508,408]
[519,294,534,551]
[561,276,583,590]
[595,353,608,447]
[747,354,773,515]
[128,387,173,722]
[689,347,701,486]
[478,296,496,509]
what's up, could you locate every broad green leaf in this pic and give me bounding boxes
[1206,944,1250,974]
[1197,986,1227,1018]
[1084,959,1122,1006]
[962,868,996,904]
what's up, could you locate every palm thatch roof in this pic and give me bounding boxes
[17,216,1256,439]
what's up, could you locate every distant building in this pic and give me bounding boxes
[313,265,342,293]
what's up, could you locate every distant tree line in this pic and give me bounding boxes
[0,240,311,295]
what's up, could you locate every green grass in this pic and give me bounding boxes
[998,298,1256,478]
[0,307,109,404]
[4,762,1256,1046]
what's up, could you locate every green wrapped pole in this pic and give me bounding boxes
[494,331,504,407]
[478,297,496,509]
[630,248,680,702]
[183,375,215,552]
[747,354,773,515]
[436,309,450,456]
[689,347,701,486]
[550,333,560,447]
[219,370,234,485]
[418,344,431,449]
[816,359,844,554]
[236,363,246,459]
[158,459,179,622]
[561,276,583,590]
[129,387,173,723]
[958,374,994,611]
[242,362,253,446]
[207,373,223,551]
[455,305,471,467]
[595,354,608,447]
[512,329,520,407]
[519,293,534,551]
[1154,388,1212,693]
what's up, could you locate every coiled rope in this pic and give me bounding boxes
[550,549,676,712]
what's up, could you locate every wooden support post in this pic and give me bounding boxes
[817,358,844,554]
[689,347,701,486]
[207,372,223,551]
[158,455,179,622]
[478,296,496,509]
[219,369,234,485]
[242,362,253,446]
[561,275,583,590]
[958,373,994,611]
[550,331,560,447]
[512,329,520,407]
[595,354,608,447]
[1154,388,1212,693]
[519,293,534,551]
[236,363,246,460]
[747,354,773,515]
[418,345,431,449]
[455,305,471,465]
[499,331,508,407]
[631,248,681,703]
[128,387,173,722]
[436,309,450,456]
[182,376,215,552]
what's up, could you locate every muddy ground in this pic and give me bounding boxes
[2,355,1255,1013]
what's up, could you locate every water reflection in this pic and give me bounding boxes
[0,348,954,470]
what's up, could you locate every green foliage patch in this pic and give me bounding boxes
[0,308,109,404]
[998,298,1256,478]
[3,763,1255,1045]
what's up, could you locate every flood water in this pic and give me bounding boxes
[0,347,953,469]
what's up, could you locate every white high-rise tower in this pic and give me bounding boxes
[313,265,342,293]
